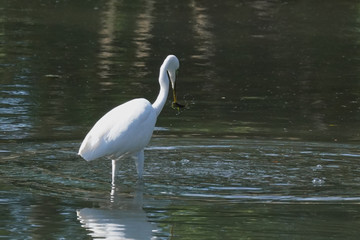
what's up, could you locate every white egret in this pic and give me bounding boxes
[78,55,183,184]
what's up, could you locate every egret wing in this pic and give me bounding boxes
[78,98,157,161]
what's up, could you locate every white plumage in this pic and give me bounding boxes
[79,99,156,161]
[78,55,181,184]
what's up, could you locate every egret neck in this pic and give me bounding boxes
[152,64,170,116]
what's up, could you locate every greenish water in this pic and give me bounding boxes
[1,0,360,239]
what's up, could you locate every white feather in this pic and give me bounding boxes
[77,55,180,182]
[78,98,156,161]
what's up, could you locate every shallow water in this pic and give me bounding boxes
[2,138,360,239]
[1,0,360,239]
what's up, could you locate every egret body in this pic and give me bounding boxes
[78,55,182,184]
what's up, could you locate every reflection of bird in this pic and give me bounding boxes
[78,55,183,184]
[77,183,156,239]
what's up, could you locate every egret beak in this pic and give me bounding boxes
[172,85,185,109]
[167,71,185,110]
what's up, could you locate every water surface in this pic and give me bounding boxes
[1,0,360,239]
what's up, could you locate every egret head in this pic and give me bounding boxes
[164,55,179,88]
[163,55,184,110]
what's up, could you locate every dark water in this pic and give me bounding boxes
[1,0,360,239]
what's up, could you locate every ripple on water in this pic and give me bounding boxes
[2,138,360,205]
[2,137,360,240]
[144,138,360,204]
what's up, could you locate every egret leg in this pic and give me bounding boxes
[135,150,144,179]
[112,159,120,185]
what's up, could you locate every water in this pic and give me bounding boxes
[1,0,360,239]
[2,139,360,239]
